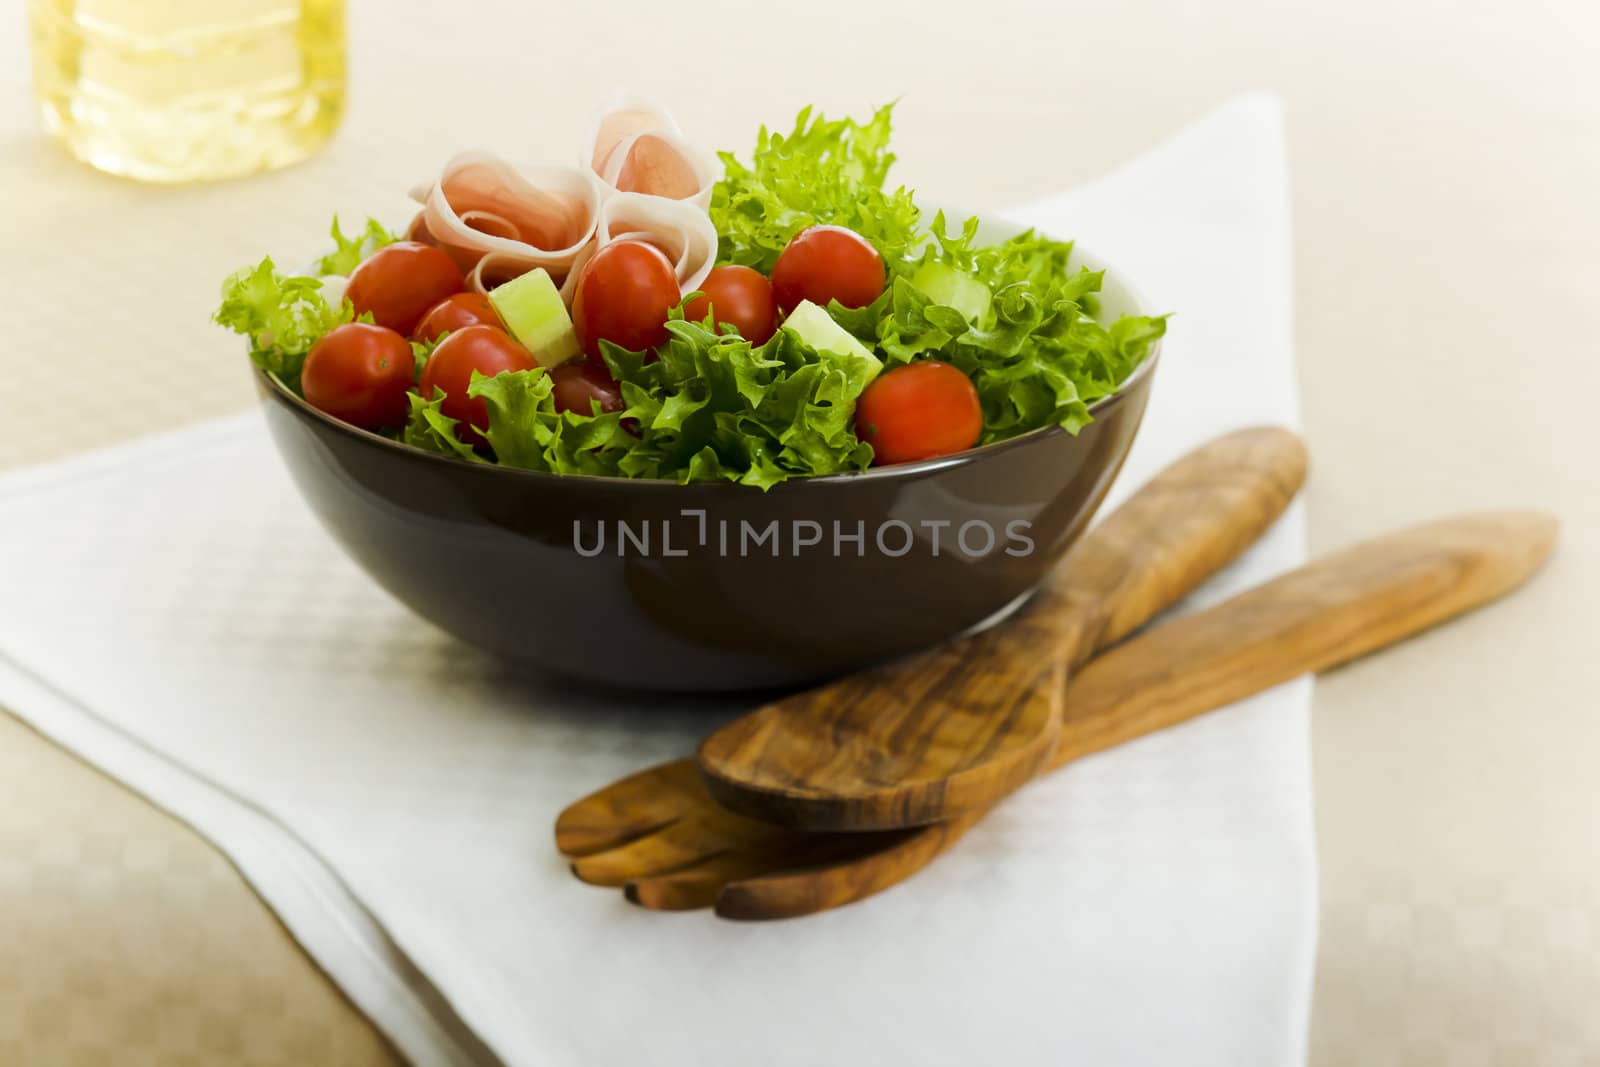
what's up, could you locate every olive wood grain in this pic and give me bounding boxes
[555,509,1557,919]
[713,509,1558,919]
[695,426,1309,832]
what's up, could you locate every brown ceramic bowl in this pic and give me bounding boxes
[256,236,1159,691]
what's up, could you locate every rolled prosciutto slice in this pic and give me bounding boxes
[410,152,602,294]
[586,94,718,209]
[595,192,718,296]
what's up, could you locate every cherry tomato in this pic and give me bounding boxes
[301,322,416,431]
[855,361,982,465]
[683,264,778,344]
[419,325,536,445]
[549,361,625,416]
[770,225,885,314]
[571,240,680,359]
[413,292,504,342]
[345,241,465,336]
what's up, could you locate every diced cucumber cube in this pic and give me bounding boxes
[489,268,581,368]
[782,300,883,385]
[911,261,991,323]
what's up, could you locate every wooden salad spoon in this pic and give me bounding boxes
[694,426,1311,832]
[557,509,1557,919]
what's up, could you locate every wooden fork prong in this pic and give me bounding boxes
[555,758,709,857]
[714,813,981,920]
[623,830,909,912]
[625,852,783,911]
[569,808,775,887]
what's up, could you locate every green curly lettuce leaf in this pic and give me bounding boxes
[313,216,400,276]
[442,313,874,487]
[470,369,634,476]
[214,216,398,391]
[401,391,484,462]
[875,233,1168,441]
[213,257,349,391]
[710,104,922,276]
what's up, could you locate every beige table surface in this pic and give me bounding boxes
[3,1,1597,1063]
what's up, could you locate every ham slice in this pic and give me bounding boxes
[409,152,602,295]
[407,97,721,305]
[585,93,718,209]
[595,192,717,296]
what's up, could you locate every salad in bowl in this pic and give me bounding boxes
[216,98,1165,490]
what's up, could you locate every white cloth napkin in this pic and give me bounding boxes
[0,94,1315,1067]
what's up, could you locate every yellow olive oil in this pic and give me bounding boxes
[27,0,346,183]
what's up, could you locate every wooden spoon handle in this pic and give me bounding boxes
[1048,509,1559,767]
[1039,426,1309,660]
[713,509,1558,920]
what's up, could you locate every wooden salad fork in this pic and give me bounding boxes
[557,509,1557,919]
[693,426,1311,832]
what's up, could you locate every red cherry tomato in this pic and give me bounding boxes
[683,264,778,344]
[571,240,680,359]
[549,361,625,416]
[854,361,982,465]
[413,292,504,342]
[419,325,536,445]
[300,323,415,431]
[770,225,885,314]
[345,241,465,336]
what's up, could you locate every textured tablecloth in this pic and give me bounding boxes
[2,0,1597,1064]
